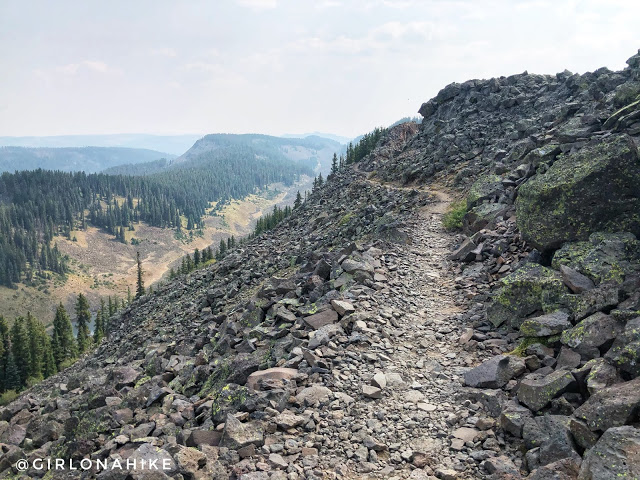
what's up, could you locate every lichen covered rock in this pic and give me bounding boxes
[516,135,640,251]
[487,264,567,327]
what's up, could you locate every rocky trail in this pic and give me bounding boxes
[323,183,501,480]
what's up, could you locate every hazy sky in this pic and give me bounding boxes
[1,0,638,138]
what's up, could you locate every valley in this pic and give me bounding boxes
[0,176,312,326]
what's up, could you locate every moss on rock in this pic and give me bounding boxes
[516,134,640,251]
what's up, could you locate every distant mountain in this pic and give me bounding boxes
[178,133,343,176]
[0,134,203,156]
[281,131,352,145]
[0,146,175,174]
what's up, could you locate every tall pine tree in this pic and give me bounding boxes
[75,294,91,354]
[136,251,145,298]
[51,303,77,369]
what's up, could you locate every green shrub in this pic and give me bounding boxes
[0,390,18,406]
[442,200,467,231]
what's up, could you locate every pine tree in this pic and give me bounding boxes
[10,317,30,387]
[127,286,132,304]
[4,351,21,391]
[193,248,201,266]
[0,316,9,391]
[75,294,91,354]
[294,191,302,209]
[108,296,115,316]
[51,303,77,368]
[317,173,324,187]
[26,312,44,380]
[331,153,338,175]
[42,335,57,378]
[94,308,104,344]
[136,251,145,298]
[169,268,176,279]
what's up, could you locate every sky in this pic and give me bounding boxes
[1,0,639,138]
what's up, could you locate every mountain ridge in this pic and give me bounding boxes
[1,50,640,479]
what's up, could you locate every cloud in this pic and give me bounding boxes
[151,48,177,58]
[55,60,114,75]
[236,0,278,10]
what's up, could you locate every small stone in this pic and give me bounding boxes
[362,385,382,399]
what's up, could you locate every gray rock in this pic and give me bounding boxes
[463,355,526,389]
[522,415,580,467]
[556,347,581,369]
[295,385,332,406]
[517,370,576,412]
[303,309,339,329]
[499,401,533,438]
[559,265,595,293]
[220,414,264,449]
[528,458,581,480]
[520,311,571,337]
[605,316,640,378]
[561,312,625,358]
[573,378,640,432]
[578,426,640,480]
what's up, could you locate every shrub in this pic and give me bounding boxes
[0,390,18,406]
[442,200,467,231]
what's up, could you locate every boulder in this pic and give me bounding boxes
[517,370,576,412]
[561,312,624,358]
[463,355,526,389]
[519,311,572,337]
[220,414,264,449]
[246,367,298,391]
[522,415,581,467]
[559,265,595,293]
[330,300,355,316]
[487,264,567,327]
[303,309,338,329]
[516,134,640,251]
[500,401,533,438]
[467,174,505,209]
[584,358,623,395]
[527,458,580,480]
[463,203,510,234]
[552,232,640,285]
[578,426,640,480]
[573,378,640,432]
[605,316,640,378]
[295,385,332,406]
[558,284,620,323]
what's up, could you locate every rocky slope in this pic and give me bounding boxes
[2,51,640,480]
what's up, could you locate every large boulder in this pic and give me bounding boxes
[573,378,640,432]
[487,264,567,327]
[463,355,526,389]
[560,312,625,359]
[552,232,640,285]
[516,134,640,251]
[522,415,581,467]
[578,426,640,480]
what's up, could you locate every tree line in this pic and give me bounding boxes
[0,293,122,397]
[0,147,312,288]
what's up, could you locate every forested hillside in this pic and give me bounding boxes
[0,146,174,173]
[0,150,312,288]
[177,133,342,175]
